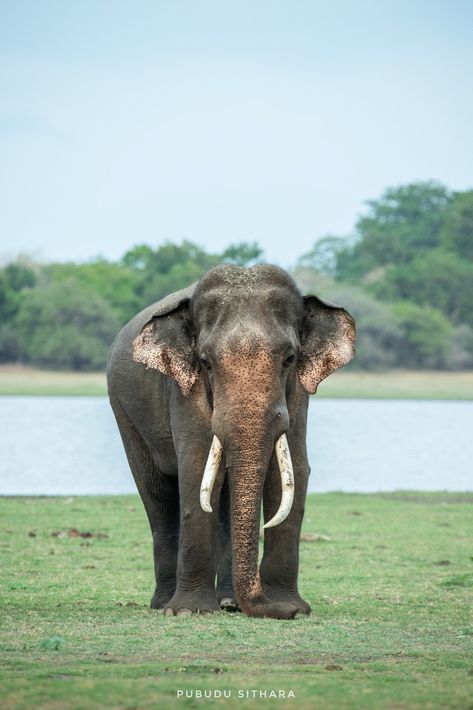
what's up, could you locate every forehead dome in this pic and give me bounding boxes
[193,264,302,301]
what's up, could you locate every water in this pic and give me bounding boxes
[0,396,471,495]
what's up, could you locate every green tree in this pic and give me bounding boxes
[143,260,212,304]
[16,279,119,370]
[221,242,264,266]
[391,302,452,368]
[0,261,38,321]
[371,249,473,325]
[440,189,473,261]
[336,181,452,281]
[140,241,219,275]
[137,241,220,304]
[121,244,155,271]
[296,236,347,276]
[0,260,39,362]
[45,260,142,324]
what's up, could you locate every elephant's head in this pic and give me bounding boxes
[132,265,355,617]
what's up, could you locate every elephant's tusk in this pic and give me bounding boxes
[263,433,295,529]
[200,435,223,513]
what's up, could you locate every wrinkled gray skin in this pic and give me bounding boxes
[107,265,355,619]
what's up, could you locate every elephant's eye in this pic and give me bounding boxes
[283,354,295,368]
[200,356,212,372]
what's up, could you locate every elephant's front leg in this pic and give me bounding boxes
[164,445,220,616]
[260,442,311,615]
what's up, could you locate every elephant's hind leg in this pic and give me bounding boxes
[110,398,179,609]
[148,473,180,609]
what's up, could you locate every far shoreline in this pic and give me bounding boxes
[0,365,472,400]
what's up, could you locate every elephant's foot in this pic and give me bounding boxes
[216,586,240,612]
[162,589,220,616]
[262,585,311,615]
[219,596,240,612]
[150,584,175,610]
[239,596,300,620]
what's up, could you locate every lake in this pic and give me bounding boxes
[0,396,471,495]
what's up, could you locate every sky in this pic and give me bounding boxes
[1,0,472,268]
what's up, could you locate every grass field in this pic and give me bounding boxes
[1,365,473,399]
[1,493,472,709]
[0,366,106,396]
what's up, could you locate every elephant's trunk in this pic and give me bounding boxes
[199,340,298,618]
[227,453,267,613]
[226,446,297,619]
[200,431,297,619]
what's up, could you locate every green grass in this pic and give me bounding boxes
[1,493,472,709]
[1,365,473,399]
[0,366,105,396]
[317,369,473,400]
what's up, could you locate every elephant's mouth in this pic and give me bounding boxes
[199,434,295,528]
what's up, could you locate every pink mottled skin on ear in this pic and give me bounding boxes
[132,323,198,396]
[297,311,355,394]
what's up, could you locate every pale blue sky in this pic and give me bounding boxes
[1,0,472,267]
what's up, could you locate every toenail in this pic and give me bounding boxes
[220,598,234,606]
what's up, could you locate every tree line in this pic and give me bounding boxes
[1,181,472,371]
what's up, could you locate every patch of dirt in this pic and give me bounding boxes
[51,528,109,539]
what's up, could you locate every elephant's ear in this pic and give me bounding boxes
[132,283,199,396]
[298,295,356,394]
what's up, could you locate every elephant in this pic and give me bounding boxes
[107,264,355,619]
